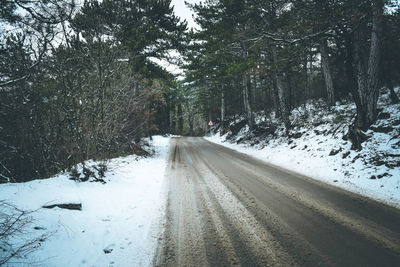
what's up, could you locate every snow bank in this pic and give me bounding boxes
[206,89,400,208]
[206,133,400,208]
[0,136,171,266]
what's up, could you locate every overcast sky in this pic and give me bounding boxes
[171,0,202,30]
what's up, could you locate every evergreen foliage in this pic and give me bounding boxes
[183,0,400,142]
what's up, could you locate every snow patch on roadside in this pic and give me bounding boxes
[205,89,400,208]
[206,134,400,208]
[0,136,171,266]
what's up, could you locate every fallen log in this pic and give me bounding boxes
[42,203,82,211]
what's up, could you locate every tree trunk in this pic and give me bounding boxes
[388,82,399,104]
[348,0,383,150]
[220,88,225,136]
[147,108,152,140]
[308,47,314,99]
[177,103,183,134]
[240,41,254,130]
[164,104,171,134]
[273,46,291,130]
[320,37,335,106]
[133,80,139,96]
[243,74,254,130]
[285,67,293,110]
[169,108,174,134]
[353,0,383,130]
[303,54,308,106]
[251,72,257,107]
[272,82,281,117]
[189,119,194,135]
[344,34,358,97]
[386,73,399,104]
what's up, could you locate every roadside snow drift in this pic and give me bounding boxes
[0,136,170,266]
[206,89,400,208]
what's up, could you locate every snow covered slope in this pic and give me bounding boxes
[0,136,171,266]
[206,88,400,208]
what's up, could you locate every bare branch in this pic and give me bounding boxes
[0,201,48,265]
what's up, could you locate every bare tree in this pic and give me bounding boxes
[0,201,47,265]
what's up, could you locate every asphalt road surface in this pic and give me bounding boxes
[154,137,400,267]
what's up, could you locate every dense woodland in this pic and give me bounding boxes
[1,0,399,182]
[184,0,400,134]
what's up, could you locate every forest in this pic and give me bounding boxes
[1,0,399,182]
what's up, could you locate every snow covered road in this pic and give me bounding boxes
[155,137,400,266]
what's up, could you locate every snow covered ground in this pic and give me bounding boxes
[0,136,171,266]
[206,89,400,209]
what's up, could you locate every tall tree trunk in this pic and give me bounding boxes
[303,53,308,106]
[177,103,183,134]
[188,117,194,135]
[272,81,281,117]
[220,88,225,136]
[273,46,290,130]
[308,47,314,99]
[243,74,254,130]
[344,34,358,98]
[386,72,400,104]
[169,108,174,134]
[251,72,257,107]
[320,37,335,106]
[285,66,293,110]
[353,0,383,130]
[208,109,213,128]
[133,80,139,96]
[146,107,152,140]
[163,104,170,134]
[388,83,399,104]
[347,0,383,150]
[240,40,254,130]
